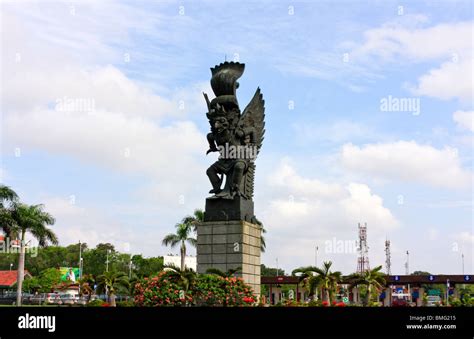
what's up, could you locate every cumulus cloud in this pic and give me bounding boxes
[260,160,398,274]
[453,110,474,132]
[341,141,472,189]
[411,59,473,102]
[351,21,473,62]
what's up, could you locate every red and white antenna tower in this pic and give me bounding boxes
[356,222,370,274]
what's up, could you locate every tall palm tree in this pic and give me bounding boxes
[96,271,130,307]
[164,264,197,295]
[11,203,58,306]
[347,265,386,306]
[182,209,204,232]
[292,261,341,303]
[0,185,19,237]
[162,222,196,271]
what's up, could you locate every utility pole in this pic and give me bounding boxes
[385,239,392,275]
[315,245,319,267]
[276,258,279,277]
[106,249,111,272]
[462,253,465,275]
[129,254,133,280]
[405,250,411,302]
[78,241,83,280]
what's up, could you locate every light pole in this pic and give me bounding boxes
[129,254,133,280]
[315,245,319,267]
[276,258,279,277]
[106,249,111,272]
[10,263,13,271]
[462,253,465,275]
[78,241,83,280]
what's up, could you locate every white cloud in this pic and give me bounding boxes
[260,160,398,274]
[351,20,473,63]
[341,141,472,189]
[453,110,474,132]
[349,19,473,101]
[411,59,473,102]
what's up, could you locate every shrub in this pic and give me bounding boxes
[134,271,193,307]
[133,272,256,307]
[87,299,105,307]
[193,275,255,307]
[116,300,135,307]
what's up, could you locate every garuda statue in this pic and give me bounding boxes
[203,62,265,202]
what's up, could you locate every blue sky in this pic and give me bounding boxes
[1,0,472,275]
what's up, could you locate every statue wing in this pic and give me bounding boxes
[240,88,265,154]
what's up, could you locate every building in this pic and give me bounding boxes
[0,270,32,296]
[163,255,196,271]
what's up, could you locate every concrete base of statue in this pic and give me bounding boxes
[196,220,262,297]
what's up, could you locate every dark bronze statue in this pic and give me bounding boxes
[203,62,265,202]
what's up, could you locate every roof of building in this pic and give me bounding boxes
[0,270,32,287]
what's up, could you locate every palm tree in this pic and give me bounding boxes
[206,267,241,278]
[0,185,19,237]
[162,222,196,271]
[164,264,197,295]
[78,274,95,301]
[11,203,58,306]
[96,271,130,307]
[182,209,204,232]
[347,266,386,306]
[292,261,341,303]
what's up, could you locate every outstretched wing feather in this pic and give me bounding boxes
[240,88,265,153]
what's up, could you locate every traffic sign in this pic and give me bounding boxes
[464,275,471,281]
[429,275,435,281]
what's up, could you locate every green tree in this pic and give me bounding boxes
[131,254,164,277]
[164,264,197,294]
[347,266,386,306]
[162,223,196,271]
[37,268,62,292]
[292,261,342,302]
[82,243,115,276]
[0,185,19,237]
[261,264,285,276]
[10,204,58,306]
[96,271,130,307]
[182,209,204,232]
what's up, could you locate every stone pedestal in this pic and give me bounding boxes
[197,220,262,297]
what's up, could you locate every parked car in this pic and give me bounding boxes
[60,293,78,305]
[426,295,441,307]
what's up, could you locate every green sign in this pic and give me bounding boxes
[342,297,349,303]
[59,267,80,282]
[427,289,441,296]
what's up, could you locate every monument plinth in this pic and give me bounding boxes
[197,61,265,299]
[197,220,262,296]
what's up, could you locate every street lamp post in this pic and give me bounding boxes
[106,249,111,272]
[129,254,133,280]
[276,258,279,277]
[79,241,83,280]
[315,245,319,267]
[10,263,13,271]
